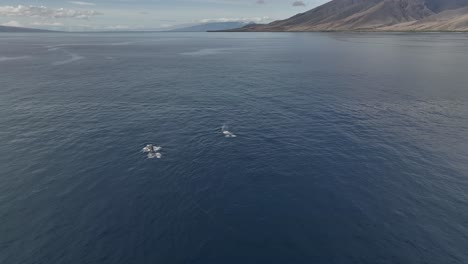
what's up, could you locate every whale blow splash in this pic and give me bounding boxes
[221,125,237,138]
[142,144,162,159]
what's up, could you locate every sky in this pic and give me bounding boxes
[0,0,328,31]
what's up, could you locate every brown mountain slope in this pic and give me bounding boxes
[382,6,468,30]
[231,0,468,31]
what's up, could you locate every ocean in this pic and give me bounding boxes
[1,32,468,263]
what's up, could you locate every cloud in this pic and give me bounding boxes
[256,0,266,4]
[31,21,63,26]
[200,16,271,23]
[0,5,102,19]
[69,1,96,6]
[292,1,306,6]
[0,19,63,28]
[1,20,23,27]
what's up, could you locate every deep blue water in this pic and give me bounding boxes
[1,32,468,264]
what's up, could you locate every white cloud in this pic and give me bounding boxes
[200,16,271,23]
[1,20,23,27]
[1,19,64,29]
[0,5,102,19]
[31,21,63,26]
[69,1,96,6]
[292,1,306,6]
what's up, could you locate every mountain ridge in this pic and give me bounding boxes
[227,0,468,31]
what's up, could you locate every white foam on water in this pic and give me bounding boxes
[0,56,30,62]
[147,152,162,159]
[46,42,133,49]
[46,44,73,49]
[52,52,84,66]
[181,48,242,56]
[181,49,223,56]
[222,125,236,138]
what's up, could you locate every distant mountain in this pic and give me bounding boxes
[228,0,468,31]
[170,22,253,32]
[382,6,468,30]
[0,25,55,32]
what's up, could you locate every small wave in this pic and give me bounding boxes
[109,42,132,46]
[0,56,30,62]
[181,48,237,56]
[46,44,69,49]
[46,41,133,49]
[52,52,84,66]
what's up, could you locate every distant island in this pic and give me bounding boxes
[0,22,251,33]
[224,0,468,32]
[0,25,56,33]
[170,22,254,32]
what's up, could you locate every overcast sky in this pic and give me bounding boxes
[0,0,328,31]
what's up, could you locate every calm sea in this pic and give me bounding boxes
[1,32,468,264]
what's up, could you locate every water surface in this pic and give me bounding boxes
[1,32,468,264]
